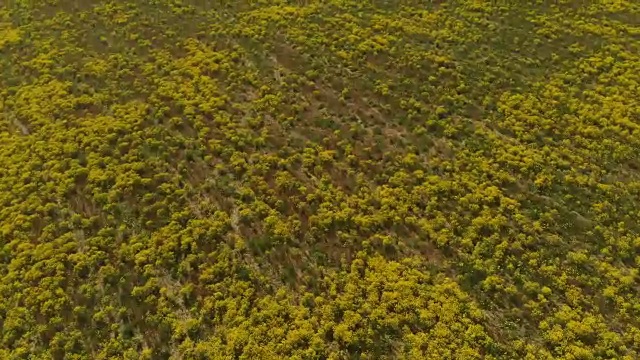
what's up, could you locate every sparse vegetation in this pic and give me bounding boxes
[1,1,640,359]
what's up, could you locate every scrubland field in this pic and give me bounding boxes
[1,0,640,359]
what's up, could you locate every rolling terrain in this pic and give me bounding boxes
[1,1,640,359]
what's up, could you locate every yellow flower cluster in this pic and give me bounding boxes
[0,1,639,359]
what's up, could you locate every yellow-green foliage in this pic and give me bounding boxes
[1,0,640,359]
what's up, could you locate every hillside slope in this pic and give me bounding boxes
[1,1,640,359]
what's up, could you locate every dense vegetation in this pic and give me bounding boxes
[1,0,640,358]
